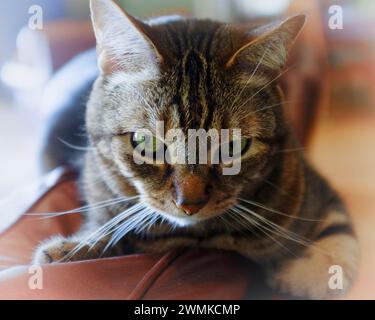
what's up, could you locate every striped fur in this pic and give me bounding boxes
[33,0,359,299]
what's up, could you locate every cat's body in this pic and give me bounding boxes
[33,0,359,299]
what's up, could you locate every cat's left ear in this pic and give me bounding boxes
[226,14,306,70]
[90,0,163,75]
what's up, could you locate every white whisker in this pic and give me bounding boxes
[102,207,157,253]
[237,198,322,222]
[236,64,297,111]
[61,202,144,261]
[233,204,331,256]
[229,49,268,111]
[26,195,139,219]
[58,138,96,151]
[229,209,296,256]
[236,204,313,245]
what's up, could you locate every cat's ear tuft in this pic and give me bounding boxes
[90,0,162,76]
[226,14,306,71]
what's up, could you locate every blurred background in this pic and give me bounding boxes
[0,0,374,298]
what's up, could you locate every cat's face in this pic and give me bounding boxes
[87,0,305,226]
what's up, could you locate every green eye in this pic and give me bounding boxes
[227,137,252,157]
[131,132,163,157]
[240,137,250,153]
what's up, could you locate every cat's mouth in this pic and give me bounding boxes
[144,195,236,227]
[157,213,203,227]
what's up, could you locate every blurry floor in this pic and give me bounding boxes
[309,115,375,299]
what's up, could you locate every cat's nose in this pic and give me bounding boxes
[176,200,208,216]
[173,174,210,215]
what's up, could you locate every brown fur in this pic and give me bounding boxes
[33,0,359,299]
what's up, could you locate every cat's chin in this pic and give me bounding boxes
[156,210,206,227]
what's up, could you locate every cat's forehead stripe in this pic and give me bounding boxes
[182,50,204,127]
[169,26,219,131]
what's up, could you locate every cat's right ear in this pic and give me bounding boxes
[90,0,163,76]
[226,15,306,71]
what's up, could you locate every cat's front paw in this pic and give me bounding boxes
[32,236,99,264]
[267,234,359,299]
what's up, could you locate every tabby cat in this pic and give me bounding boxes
[33,0,359,299]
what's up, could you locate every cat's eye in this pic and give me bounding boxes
[131,132,165,159]
[233,137,251,156]
[221,137,252,160]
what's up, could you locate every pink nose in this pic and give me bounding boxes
[173,174,210,215]
[176,201,207,216]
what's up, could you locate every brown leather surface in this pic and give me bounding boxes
[0,168,251,299]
